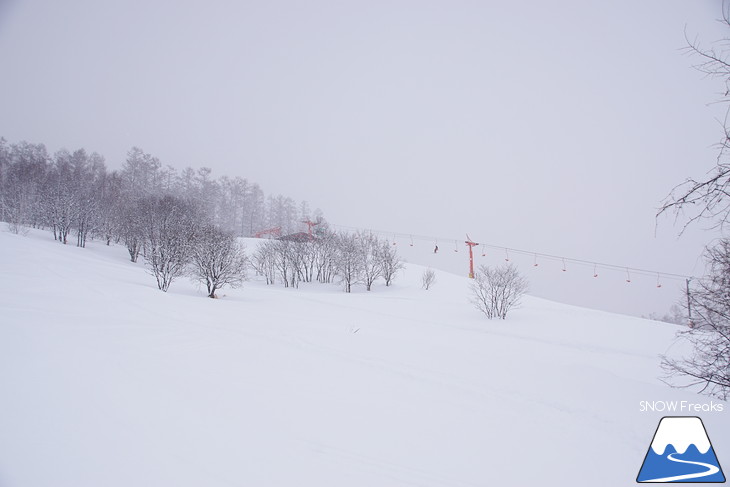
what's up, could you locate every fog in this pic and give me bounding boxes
[0,0,726,317]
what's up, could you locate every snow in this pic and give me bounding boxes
[0,227,727,486]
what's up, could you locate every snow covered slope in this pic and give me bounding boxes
[0,228,727,486]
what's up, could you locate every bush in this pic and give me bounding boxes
[422,268,436,290]
[470,263,527,319]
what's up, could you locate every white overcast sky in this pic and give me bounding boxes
[0,0,727,317]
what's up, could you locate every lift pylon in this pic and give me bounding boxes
[465,234,479,278]
[301,220,319,240]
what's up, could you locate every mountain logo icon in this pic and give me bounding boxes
[637,416,725,483]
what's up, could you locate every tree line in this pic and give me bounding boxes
[0,139,321,243]
[0,137,414,296]
[252,231,403,293]
[0,137,531,317]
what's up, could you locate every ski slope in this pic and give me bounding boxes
[0,228,727,486]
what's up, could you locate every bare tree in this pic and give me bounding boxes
[190,226,248,298]
[118,199,144,262]
[422,268,436,290]
[141,195,198,292]
[284,240,305,289]
[74,151,106,248]
[656,3,730,400]
[470,264,528,320]
[43,150,79,244]
[314,230,338,284]
[336,232,362,293]
[4,182,33,235]
[272,240,301,288]
[299,239,318,283]
[379,241,404,287]
[359,232,383,291]
[1,141,48,233]
[97,171,123,245]
[252,240,277,285]
[662,239,730,399]
[121,147,162,197]
[658,4,730,231]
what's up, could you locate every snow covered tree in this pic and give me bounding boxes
[194,166,220,223]
[140,195,199,292]
[0,136,328,270]
[662,239,730,399]
[96,171,124,245]
[158,164,180,194]
[299,200,311,222]
[247,183,266,236]
[73,151,106,248]
[0,141,47,233]
[43,150,79,244]
[265,194,298,235]
[292,239,317,283]
[421,268,436,290]
[217,176,240,235]
[0,138,9,224]
[272,240,301,288]
[121,147,161,197]
[252,240,278,285]
[659,4,730,231]
[470,264,528,319]
[336,232,362,293]
[1,141,49,232]
[190,226,248,298]
[379,240,404,287]
[314,230,338,284]
[657,4,730,400]
[359,232,383,291]
[117,197,145,262]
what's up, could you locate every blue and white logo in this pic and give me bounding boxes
[637,416,725,483]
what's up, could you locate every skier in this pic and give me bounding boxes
[434,245,439,254]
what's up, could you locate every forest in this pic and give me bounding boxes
[0,138,321,244]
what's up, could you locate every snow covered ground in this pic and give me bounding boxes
[0,228,727,486]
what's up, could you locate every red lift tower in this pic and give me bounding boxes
[301,220,319,240]
[465,235,479,278]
